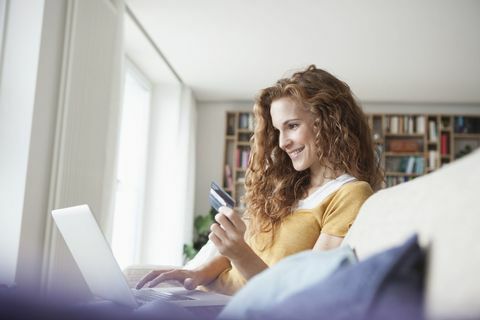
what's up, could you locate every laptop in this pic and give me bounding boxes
[51,204,230,309]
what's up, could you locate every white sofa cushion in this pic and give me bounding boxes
[343,149,480,319]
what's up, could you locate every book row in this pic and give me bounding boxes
[386,116,425,134]
[386,156,425,174]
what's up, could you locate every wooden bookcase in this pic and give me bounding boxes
[223,112,255,209]
[370,114,480,187]
[223,112,480,205]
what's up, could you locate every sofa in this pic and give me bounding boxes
[124,149,480,320]
[343,148,480,319]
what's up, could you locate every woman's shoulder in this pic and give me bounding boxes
[339,180,373,192]
[334,180,374,199]
[296,179,372,212]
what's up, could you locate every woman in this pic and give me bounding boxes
[137,65,383,295]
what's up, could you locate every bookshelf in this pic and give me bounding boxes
[223,112,480,205]
[223,112,254,209]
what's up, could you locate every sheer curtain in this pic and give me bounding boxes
[111,62,151,270]
[139,85,197,267]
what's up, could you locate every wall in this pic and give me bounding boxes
[0,0,124,299]
[0,0,46,287]
[194,100,480,217]
[15,0,67,292]
[41,0,124,302]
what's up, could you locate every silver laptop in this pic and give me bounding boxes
[51,204,230,309]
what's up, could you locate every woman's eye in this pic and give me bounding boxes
[288,123,299,130]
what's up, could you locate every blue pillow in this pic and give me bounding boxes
[248,234,425,320]
[218,245,357,320]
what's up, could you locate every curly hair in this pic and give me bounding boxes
[244,65,383,241]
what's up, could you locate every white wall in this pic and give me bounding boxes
[0,0,124,299]
[15,0,67,292]
[0,0,46,287]
[194,101,480,217]
[41,0,124,302]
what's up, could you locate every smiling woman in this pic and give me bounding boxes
[137,65,383,296]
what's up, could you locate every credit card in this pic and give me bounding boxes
[209,181,235,212]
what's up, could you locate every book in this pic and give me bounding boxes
[248,114,255,131]
[415,157,425,174]
[227,116,235,135]
[428,150,437,169]
[398,157,408,172]
[405,156,415,174]
[235,148,241,167]
[391,116,399,133]
[440,134,449,155]
[408,117,414,134]
[429,121,437,142]
[224,164,233,190]
[416,116,425,134]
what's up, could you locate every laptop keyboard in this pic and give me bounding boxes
[132,289,195,304]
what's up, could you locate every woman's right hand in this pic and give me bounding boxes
[135,268,205,290]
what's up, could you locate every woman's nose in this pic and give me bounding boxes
[279,133,291,150]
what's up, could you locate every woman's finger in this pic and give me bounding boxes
[215,213,235,233]
[209,231,222,247]
[148,270,185,288]
[210,222,227,241]
[219,206,244,231]
[136,270,162,289]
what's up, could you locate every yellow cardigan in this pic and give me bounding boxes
[206,181,373,295]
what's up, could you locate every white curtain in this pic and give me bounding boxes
[140,85,197,266]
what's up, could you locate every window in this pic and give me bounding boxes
[111,61,151,270]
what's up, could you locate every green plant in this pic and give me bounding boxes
[183,208,216,261]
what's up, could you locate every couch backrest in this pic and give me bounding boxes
[343,149,480,320]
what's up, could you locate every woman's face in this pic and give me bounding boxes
[270,97,320,172]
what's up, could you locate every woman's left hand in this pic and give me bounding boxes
[209,206,249,261]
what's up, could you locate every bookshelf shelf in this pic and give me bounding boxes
[237,129,254,133]
[384,133,424,138]
[224,112,480,198]
[385,172,422,177]
[384,152,425,157]
[454,133,480,139]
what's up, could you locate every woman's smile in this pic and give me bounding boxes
[288,146,305,159]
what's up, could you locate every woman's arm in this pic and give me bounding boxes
[136,254,231,290]
[313,233,344,251]
[210,207,269,280]
[228,245,269,280]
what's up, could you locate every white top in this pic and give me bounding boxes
[296,174,357,210]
